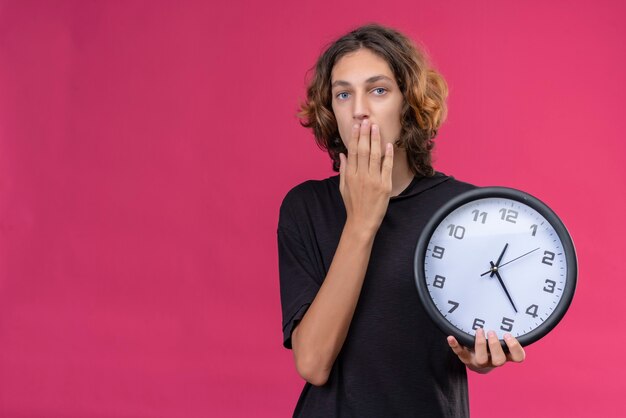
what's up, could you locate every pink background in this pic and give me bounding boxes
[1,0,625,416]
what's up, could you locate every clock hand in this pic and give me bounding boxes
[480,247,541,276]
[492,243,509,278]
[490,261,518,313]
[497,247,541,269]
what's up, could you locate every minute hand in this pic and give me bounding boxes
[480,247,541,277]
[491,261,518,312]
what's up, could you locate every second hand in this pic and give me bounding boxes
[480,247,541,277]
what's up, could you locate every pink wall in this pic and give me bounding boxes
[1,0,625,416]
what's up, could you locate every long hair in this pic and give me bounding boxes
[297,23,449,176]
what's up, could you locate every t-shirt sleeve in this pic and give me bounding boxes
[277,191,323,350]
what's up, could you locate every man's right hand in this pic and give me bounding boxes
[339,119,394,235]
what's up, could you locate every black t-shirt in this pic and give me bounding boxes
[277,172,476,417]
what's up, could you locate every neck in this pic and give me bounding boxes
[390,148,415,197]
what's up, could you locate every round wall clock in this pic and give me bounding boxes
[414,187,577,348]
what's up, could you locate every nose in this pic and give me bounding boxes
[352,91,370,123]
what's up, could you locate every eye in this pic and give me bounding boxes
[336,92,349,100]
[373,87,387,95]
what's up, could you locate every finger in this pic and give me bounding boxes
[339,153,346,192]
[447,336,472,365]
[357,120,371,176]
[369,124,382,176]
[487,330,506,367]
[346,123,359,174]
[503,333,526,363]
[381,143,393,189]
[473,328,489,367]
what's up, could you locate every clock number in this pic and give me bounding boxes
[472,318,485,330]
[446,224,466,240]
[471,209,487,224]
[432,246,445,259]
[530,224,538,236]
[542,251,555,266]
[543,279,556,293]
[499,208,518,224]
[433,275,446,289]
[500,317,514,332]
[447,300,459,313]
[525,304,539,318]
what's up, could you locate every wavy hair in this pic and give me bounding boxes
[297,23,449,176]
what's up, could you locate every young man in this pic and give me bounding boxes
[278,23,525,417]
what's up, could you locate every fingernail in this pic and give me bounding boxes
[371,124,378,131]
[353,124,359,130]
[362,119,369,126]
[488,330,496,338]
[504,333,512,340]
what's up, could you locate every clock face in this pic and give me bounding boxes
[414,187,577,348]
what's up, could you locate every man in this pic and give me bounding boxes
[278,23,525,417]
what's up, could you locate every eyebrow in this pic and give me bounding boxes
[331,75,394,88]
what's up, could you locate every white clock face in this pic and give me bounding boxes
[424,197,569,341]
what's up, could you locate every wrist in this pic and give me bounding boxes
[343,219,378,242]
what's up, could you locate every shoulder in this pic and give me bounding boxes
[407,172,477,207]
[447,176,478,191]
[278,175,340,227]
[436,172,478,194]
[280,175,337,207]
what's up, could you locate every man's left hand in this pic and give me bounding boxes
[447,327,526,373]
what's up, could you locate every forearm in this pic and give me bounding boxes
[292,220,376,385]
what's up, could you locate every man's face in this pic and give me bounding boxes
[330,48,404,153]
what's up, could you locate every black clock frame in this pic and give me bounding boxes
[413,187,577,349]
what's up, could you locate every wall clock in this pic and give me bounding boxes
[414,187,577,348]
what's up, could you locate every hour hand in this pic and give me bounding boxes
[494,243,509,272]
[480,243,508,277]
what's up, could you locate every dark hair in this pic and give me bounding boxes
[297,23,449,176]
